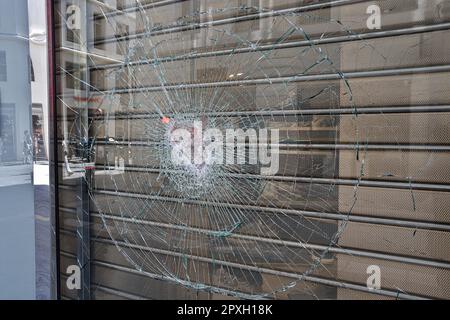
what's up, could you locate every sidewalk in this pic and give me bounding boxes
[0,163,33,187]
[0,162,51,299]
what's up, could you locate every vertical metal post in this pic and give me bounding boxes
[46,0,60,300]
[77,164,91,300]
[75,0,91,300]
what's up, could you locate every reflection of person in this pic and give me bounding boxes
[23,130,33,164]
[33,132,42,158]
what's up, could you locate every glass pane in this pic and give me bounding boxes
[53,0,450,300]
[0,0,52,300]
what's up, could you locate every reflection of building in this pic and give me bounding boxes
[57,0,137,169]
[0,0,48,164]
[0,0,33,164]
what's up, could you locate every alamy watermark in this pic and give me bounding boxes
[167,121,280,176]
[366,4,381,30]
[366,265,381,290]
[66,265,81,290]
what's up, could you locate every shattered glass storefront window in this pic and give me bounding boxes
[54,0,450,300]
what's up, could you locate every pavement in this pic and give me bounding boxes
[0,162,51,299]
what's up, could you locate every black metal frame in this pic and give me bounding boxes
[47,0,61,300]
